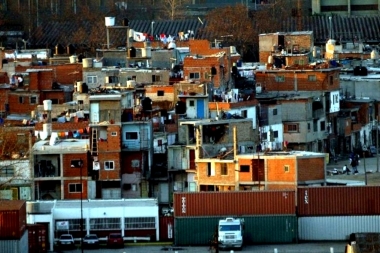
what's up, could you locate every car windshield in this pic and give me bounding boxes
[85,235,97,239]
[61,235,72,240]
[110,234,121,238]
[219,225,240,231]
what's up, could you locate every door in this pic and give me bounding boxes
[197,99,204,118]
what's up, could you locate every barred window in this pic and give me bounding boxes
[90,218,121,230]
[56,219,85,231]
[0,166,14,177]
[125,217,155,230]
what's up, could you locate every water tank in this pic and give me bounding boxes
[142,97,152,111]
[353,66,368,76]
[126,80,136,88]
[268,55,273,64]
[82,83,88,93]
[105,17,115,27]
[69,55,77,63]
[43,100,52,111]
[123,18,129,26]
[211,66,217,75]
[128,47,136,58]
[141,48,152,58]
[371,50,379,60]
[168,41,176,50]
[230,46,237,54]
[43,123,52,136]
[76,81,83,93]
[82,58,93,68]
[175,101,186,114]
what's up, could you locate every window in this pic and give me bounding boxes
[105,76,118,83]
[104,161,114,170]
[308,123,311,131]
[189,100,195,107]
[320,121,326,131]
[125,132,138,139]
[87,75,98,84]
[125,217,155,230]
[111,132,117,136]
[17,133,26,143]
[220,163,228,175]
[207,162,215,176]
[30,96,37,104]
[241,110,247,118]
[189,72,200,79]
[19,96,24,104]
[152,75,161,82]
[90,218,121,230]
[240,165,250,172]
[308,75,317,81]
[56,219,85,231]
[262,132,268,140]
[70,159,83,168]
[157,90,164,96]
[273,130,278,138]
[286,124,298,132]
[69,183,82,193]
[329,75,333,85]
[0,166,14,176]
[284,165,290,172]
[273,108,278,115]
[275,75,285,82]
[313,119,318,132]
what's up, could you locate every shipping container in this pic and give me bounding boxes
[297,186,380,216]
[298,216,380,241]
[0,229,28,253]
[0,200,27,239]
[174,215,297,246]
[27,224,47,253]
[159,216,174,241]
[173,191,295,217]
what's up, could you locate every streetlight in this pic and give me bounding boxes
[79,159,84,253]
[151,21,155,39]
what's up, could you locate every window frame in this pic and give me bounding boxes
[125,217,155,230]
[240,165,250,172]
[104,161,115,170]
[275,75,285,82]
[125,132,138,140]
[284,165,290,173]
[286,124,298,133]
[30,96,37,104]
[157,90,164,96]
[70,159,83,168]
[220,163,228,176]
[308,75,317,81]
[0,166,14,177]
[189,72,200,79]
[87,75,98,84]
[19,96,24,104]
[68,183,82,193]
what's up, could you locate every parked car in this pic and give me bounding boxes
[83,234,99,248]
[58,234,75,249]
[107,233,124,248]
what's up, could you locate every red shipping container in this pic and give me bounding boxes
[27,224,47,253]
[0,200,26,239]
[159,216,174,241]
[297,186,380,216]
[173,191,295,217]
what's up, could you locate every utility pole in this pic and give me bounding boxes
[377,116,379,172]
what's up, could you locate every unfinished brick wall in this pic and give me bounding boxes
[297,157,325,181]
[98,152,121,180]
[255,69,340,92]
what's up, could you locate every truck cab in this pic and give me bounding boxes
[218,217,244,250]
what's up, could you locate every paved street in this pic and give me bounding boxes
[326,154,380,185]
[53,241,348,253]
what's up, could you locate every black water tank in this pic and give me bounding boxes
[175,101,186,114]
[82,83,88,93]
[128,47,136,58]
[123,18,129,26]
[211,66,217,75]
[353,66,368,76]
[142,97,152,111]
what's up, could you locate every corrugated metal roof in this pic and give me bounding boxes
[32,16,380,47]
[0,200,26,211]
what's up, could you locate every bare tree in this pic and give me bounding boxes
[203,4,256,58]
[0,127,33,194]
[161,0,191,20]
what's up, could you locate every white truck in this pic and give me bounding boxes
[218,217,244,250]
